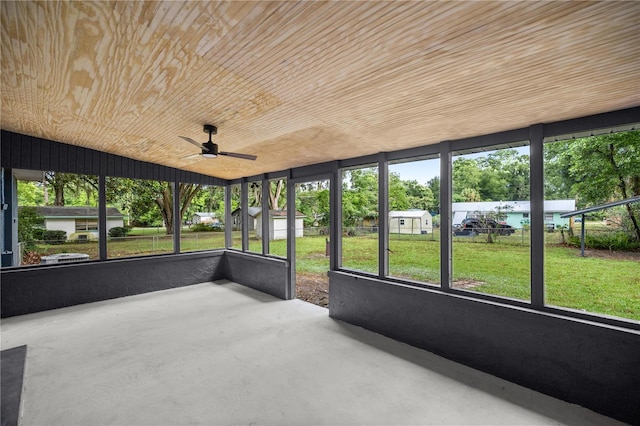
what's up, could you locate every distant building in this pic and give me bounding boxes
[389,210,432,235]
[33,206,124,240]
[231,207,261,231]
[192,212,218,225]
[452,200,576,229]
[256,210,305,240]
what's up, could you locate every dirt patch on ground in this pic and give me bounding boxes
[575,248,640,261]
[452,279,486,290]
[296,272,329,308]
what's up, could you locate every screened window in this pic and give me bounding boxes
[12,170,100,266]
[180,184,225,252]
[248,180,262,253]
[451,144,530,300]
[543,130,640,321]
[230,184,242,249]
[388,157,440,285]
[341,165,378,274]
[268,178,288,257]
[105,177,174,258]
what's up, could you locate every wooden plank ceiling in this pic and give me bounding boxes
[1,1,639,180]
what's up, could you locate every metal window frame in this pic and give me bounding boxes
[3,107,638,329]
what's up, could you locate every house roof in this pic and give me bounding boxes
[389,210,430,218]
[230,207,262,217]
[452,200,576,213]
[1,2,637,180]
[269,210,305,218]
[33,206,124,218]
[232,207,305,218]
[193,212,217,218]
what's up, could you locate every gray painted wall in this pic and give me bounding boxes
[223,251,291,300]
[1,251,291,317]
[0,130,226,185]
[328,271,640,424]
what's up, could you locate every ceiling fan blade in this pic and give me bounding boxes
[178,136,203,148]
[219,151,257,161]
[181,153,202,160]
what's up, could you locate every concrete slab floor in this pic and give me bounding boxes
[0,281,625,426]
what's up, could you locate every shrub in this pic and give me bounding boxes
[32,227,46,240]
[568,232,640,251]
[42,230,67,245]
[108,226,129,238]
[17,206,44,249]
[191,223,215,232]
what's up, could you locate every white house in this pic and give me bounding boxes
[34,206,124,240]
[452,200,576,229]
[389,210,433,235]
[256,210,305,240]
[192,212,219,225]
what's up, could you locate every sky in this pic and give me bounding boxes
[389,146,529,185]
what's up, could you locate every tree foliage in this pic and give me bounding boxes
[342,168,378,227]
[452,149,529,202]
[545,130,640,239]
[17,206,44,248]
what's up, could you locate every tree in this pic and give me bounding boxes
[478,149,529,201]
[43,172,99,206]
[389,173,410,211]
[427,177,440,213]
[269,179,286,210]
[545,131,640,239]
[342,168,378,227]
[17,181,44,206]
[44,172,77,206]
[154,183,202,235]
[403,179,434,211]
[296,184,330,227]
[17,207,44,249]
[184,185,225,223]
[452,158,482,201]
[112,179,203,234]
[249,181,262,207]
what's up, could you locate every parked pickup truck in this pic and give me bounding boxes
[453,218,515,236]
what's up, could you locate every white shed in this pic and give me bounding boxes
[389,210,432,235]
[192,212,217,224]
[256,210,305,240]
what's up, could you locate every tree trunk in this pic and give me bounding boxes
[179,184,202,224]
[269,179,284,209]
[155,185,173,235]
[53,184,65,206]
[155,183,202,235]
[608,144,640,240]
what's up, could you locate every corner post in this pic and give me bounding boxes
[286,171,296,299]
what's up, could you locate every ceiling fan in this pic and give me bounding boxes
[179,124,257,161]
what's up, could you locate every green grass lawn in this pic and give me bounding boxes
[26,230,638,321]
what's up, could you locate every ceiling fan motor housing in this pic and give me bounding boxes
[202,141,219,156]
[203,124,217,135]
